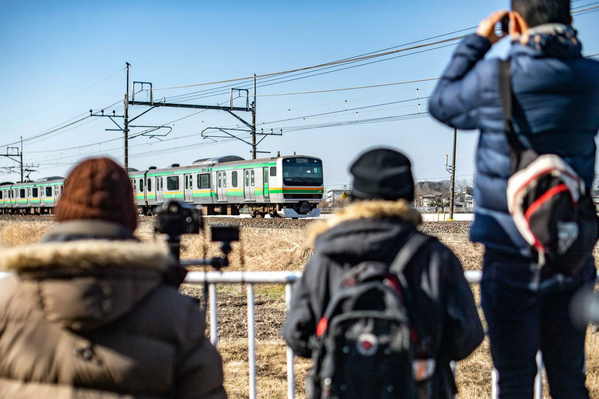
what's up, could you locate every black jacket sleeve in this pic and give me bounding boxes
[440,250,485,361]
[282,254,329,358]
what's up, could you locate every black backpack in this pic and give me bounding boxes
[499,59,599,275]
[306,232,434,399]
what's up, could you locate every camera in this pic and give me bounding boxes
[154,200,240,270]
[155,200,203,238]
[500,14,510,34]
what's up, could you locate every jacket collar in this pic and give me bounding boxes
[306,199,421,248]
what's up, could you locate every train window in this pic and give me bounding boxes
[251,170,255,186]
[189,175,193,189]
[139,179,144,192]
[270,166,277,177]
[20,189,25,198]
[167,176,179,191]
[185,175,188,188]
[232,171,238,187]
[46,187,52,197]
[218,174,222,188]
[198,174,210,189]
[245,171,249,186]
[147,178,152,192]
[0,191,2,200]
[32,188,38,198]
[223,174,227,188]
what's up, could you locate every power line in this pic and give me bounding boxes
[0,98,124,148]
[153,36,465,92]
[164,27,475,102]
[247,79,438,97]
[0,67,125,128]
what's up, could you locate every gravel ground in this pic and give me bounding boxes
[0,214,471,235]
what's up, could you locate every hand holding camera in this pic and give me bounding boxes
[477,10,509,44]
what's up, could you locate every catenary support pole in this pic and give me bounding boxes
[449,128,457,220]
[20,137,23,183]
[252,74,257,160]
[124,62,130,170]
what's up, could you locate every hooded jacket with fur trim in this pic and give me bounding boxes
[283,200,483,399]
[0,220,226,399]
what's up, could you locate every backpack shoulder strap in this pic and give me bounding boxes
[498,59,525,154]
[389,231,434,276]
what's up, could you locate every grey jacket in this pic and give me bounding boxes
[0,220,226,399]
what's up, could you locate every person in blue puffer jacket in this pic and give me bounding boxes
[429,0,599,398]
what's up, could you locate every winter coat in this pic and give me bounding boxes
[283,200,484,398]
[0,220,226,399]
[429,33,599,254]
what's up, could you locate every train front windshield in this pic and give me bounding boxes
[283,158,323,186]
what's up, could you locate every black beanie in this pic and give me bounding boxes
[349,148,415,201]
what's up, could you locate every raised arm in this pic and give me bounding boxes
[429,11,508,129]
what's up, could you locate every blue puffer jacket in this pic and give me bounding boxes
[429,33,599,254]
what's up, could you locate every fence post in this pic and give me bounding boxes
[248,283,257,399]
[210,283,218,347]
[492,368,498,399]
[286,283,296,399]
[535,351,543,399]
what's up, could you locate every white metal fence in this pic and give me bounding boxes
[185,270,536,399]
[0,270,565,399]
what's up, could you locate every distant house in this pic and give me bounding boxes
[419,195,438,207]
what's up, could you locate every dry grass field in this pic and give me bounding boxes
[1,218,599,398]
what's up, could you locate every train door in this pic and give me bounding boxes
[263,168,270,200]
[156,177,163,203]
[184,174,193,202]
[244,169,255,201]
[216,171,227,201]
[146,176,154,204]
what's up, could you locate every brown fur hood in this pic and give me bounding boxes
[0,239,170,272]
[0,224,173,332]
[306,199,422,248]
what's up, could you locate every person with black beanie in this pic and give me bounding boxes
[283,148,483,398]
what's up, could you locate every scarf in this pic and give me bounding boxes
[519,23,582,59]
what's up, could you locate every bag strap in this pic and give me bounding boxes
[498,59,526,155]
[388,231,434,350]
[389,231,433,276]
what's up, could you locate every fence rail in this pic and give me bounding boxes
[0,270,587,399]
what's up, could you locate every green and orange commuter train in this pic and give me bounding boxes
[0,155,324,218]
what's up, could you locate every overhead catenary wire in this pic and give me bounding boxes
[163,27,476,102]
[242,79,439,97]
[153,36,466,92]
[16,8,599,168]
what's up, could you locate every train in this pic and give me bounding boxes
[0,155,324,218]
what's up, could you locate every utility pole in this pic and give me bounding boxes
[124,62,130,171]
[20,137,23,183]
[252,74,257,160]
[447,128,457,220]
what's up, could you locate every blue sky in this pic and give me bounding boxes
[1,0,597,189]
